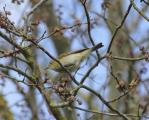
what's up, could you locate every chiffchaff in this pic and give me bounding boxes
[48,43,103,72]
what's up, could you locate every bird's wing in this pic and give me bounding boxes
[59,48,89,59]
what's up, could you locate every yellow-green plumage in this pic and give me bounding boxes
[48,43,103,72]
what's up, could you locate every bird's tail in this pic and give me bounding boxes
[91,43,103,51]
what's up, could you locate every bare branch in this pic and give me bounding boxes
[107,3,132,53]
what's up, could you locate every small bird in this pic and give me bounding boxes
[48,43,103,72]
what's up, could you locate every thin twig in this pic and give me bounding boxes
[81,85,130,120]
[107,3,132,53]
[80,56,106,84]
[107,91,130,103]
[72,106,149,119]
[27,0,49,17]
[80,1,100,58]
[130,0,149,22]
[108,55,145,61]
[0,31,29,57]
[0,64,34,81]
[141,0,149,5]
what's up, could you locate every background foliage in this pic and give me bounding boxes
[0,0,149,120]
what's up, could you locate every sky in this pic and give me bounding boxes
[0,0,149,120]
